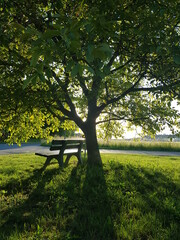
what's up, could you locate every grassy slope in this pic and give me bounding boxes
[0,154,179,240]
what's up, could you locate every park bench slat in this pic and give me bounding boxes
[50,144,81,151]
[51,140,82,145]
[35,139,85,168]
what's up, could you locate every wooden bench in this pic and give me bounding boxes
[35,139,85,167]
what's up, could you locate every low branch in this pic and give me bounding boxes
[133,80,180,93]
[110,59,132,74]
[97,71,145,114]
[77,57,94,70]
[50,70,77,115]
[96,116,149,125]
[47,72,85,129]
[105,81,109,101]
[43,102,70,121]
[96,118,124,125]
[45,79,73,119]
[107,49,119,69]
[77,75,89,97]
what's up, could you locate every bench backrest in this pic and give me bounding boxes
[50,140,85,151]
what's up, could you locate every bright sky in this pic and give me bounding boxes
[123,100,180,139]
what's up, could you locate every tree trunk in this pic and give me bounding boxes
[84,120,102,166]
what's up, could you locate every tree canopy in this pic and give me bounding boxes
[0,0,180,164]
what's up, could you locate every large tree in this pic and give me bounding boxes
[0,0,180,164]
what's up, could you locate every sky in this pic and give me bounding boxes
[123,100,180,139]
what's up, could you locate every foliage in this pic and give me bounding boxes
[0,153,179,239]
[0,0,180,162]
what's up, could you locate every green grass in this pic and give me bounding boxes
[41,139,180,152]
[0,154,180,240]
[98,139,180,152]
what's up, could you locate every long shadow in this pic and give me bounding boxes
[123,165,179,221]
[108,161,180,239]
[0,161,56,196]
[1,157,179,239]
[1,158,100,239]
[65,162,116,240]
[0,161,62,239]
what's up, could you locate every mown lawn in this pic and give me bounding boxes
[0,154,179,240]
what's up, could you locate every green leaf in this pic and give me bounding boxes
[36,63,44,74]
[78,64,84,76]
[103,65,111,75]
[23,74,38,89]
[32,38,43,47]
[86,44,94,62]
[25,27,39,35]
[45,68,52,79]
[94,48,106,60]
[99,43,113,57]
[38,73,46,82]
[44,49,52,64]
[71,64,79,78]
[173,55,180,65]
[90,43,113,61]
[52,14,61,18]
[23,79,31,89]
[70,40,81,52]
[43,30,60,39]
[86,66,95,75]
[96,70,105,78]
[11,22,24,32]
[30,50,42,67]
[156,46,161,53]
[66,60,74,71]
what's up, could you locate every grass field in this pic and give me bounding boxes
[98,139,180,152]
[40,139,180,152]
[0,154,180,240]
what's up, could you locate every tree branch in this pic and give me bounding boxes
[97,71,145,114]
[96,116,149,125]
[48,70,85,129]
[50,70,76,113]
[77,57,94,70]
[107,49,119,69]
[43,101,70,121]
[110,58,132,74]
[96,118,124,125]
[70,57,90,97]
[133,80,180,93]
[45,78,73,119]
[77,75,89,97]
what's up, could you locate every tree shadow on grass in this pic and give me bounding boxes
[0,158,115,240]
[65,163,116,240]
[107,161,180,239]
[0,162,49,196]
[125,165,179,222]
[1,157,179,239]
[0,161,62,239]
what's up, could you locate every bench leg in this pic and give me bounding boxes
[45,156,52,166]
[64,155,71,166]
[41,156,52,170]
[77,153,82,165]
[57,154,64,167]
[65,153,82,166]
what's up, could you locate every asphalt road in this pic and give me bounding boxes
[0,143,49,155]
[0,143,180,156]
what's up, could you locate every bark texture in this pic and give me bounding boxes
[84,120,102,166]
